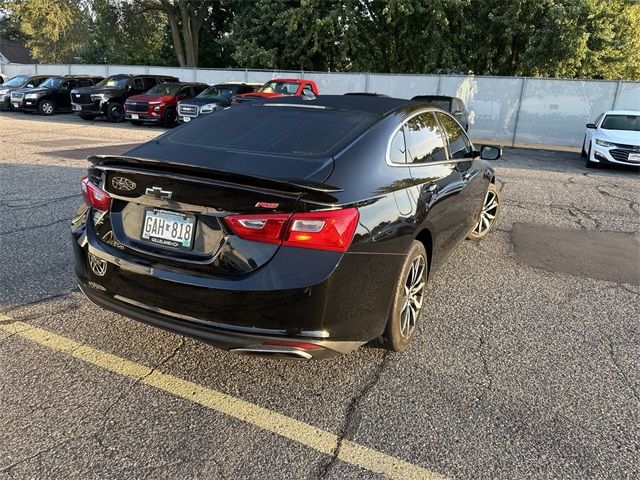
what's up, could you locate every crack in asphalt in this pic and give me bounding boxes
[0,194,78,212]
[597,188,640,215]
[606,336,640,405]
[318,351,390,479]
[0,217,69,236]
[97,336,186,429]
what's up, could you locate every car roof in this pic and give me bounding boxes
[157,81,205,86]
[601,110,640,116]
[260,95,413,116]
[267,78,307,83]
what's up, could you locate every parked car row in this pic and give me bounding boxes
[0,73,324,127]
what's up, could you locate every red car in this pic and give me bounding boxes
[234,78,319,103]
[124,82,208,127]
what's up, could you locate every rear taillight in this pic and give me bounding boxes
[224,214,290,245]
[224,208,359,252]
[81,177,111,211]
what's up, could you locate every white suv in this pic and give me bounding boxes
[582,110,640,168]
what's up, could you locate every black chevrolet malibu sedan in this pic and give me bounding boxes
[73,95,502,359]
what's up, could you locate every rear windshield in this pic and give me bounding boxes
[601,114,640,132]
[146,83,181,96]
[168,104,376,156]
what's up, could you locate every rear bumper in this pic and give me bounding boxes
[78,281,362,359]
[72,216,402,357]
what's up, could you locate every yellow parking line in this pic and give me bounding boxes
[0,316,448,480]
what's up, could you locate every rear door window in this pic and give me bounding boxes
[79,79,92,87]
[404,112,447,164]
[436,112,473,159]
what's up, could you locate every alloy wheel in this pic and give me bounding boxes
[399,254,426,339]
[473,189,499,236]
[40,101,54,115]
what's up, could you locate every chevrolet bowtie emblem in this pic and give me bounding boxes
[145,186,173,199]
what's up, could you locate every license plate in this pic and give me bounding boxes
[131,114,139,119]
[183,117,191,122]
[629,153,640,161]
[12,103,19,108]
[141,209,195,250]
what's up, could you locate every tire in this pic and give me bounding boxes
[467,183,501,241]
[37,99,55,116]
[130,120,144,126]
[106,102,124,123]
[585,143,598,169]
[581,136,587,157]
[78,114,96,121]
[162,107,177,128]
[373,240,428,352]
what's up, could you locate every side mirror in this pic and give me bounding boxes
[26,83,34,88]
[479,145,502,161]
[586,123,597,129]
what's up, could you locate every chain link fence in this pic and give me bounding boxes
[1,63,638,149]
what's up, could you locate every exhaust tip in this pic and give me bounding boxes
[230,346,313,360]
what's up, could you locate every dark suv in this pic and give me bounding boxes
[177,83,258,123]
[12,75,103,115]
[71,74,179,122]
[0,75,51,111]
[412,95,473,131]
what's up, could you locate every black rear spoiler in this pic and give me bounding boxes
[88,155,343,195]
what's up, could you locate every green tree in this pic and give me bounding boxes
[462,0,640,80]
[5,0,90,62]
[229,0,348,71]
[82,0,168,65]
[341,0,465,73]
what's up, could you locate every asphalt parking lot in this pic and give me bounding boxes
[1,112,639,479]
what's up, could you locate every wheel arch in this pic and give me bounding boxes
[414,227,433,278]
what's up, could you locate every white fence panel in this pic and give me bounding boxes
[304,72,367,94]
[516,79,618,147]
[195,69,246,85]
[439,76,523,143]
[3,63,37,76]
[367,74,439,99]
[68,64,108,76]
[614,82,640,111]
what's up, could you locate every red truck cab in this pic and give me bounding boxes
[124,82,208,127]
[235,78,319,102]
